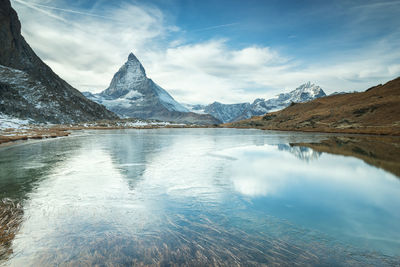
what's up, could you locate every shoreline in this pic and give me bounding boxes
[2,123,400,149]
[0,124,217,147]
[0,129,70,146]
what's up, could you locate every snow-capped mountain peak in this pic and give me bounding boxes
[128,52,139,62]
[101,53,147,98]
[303,81,312,88]
[84,52,220,124]
[125,53,146,78]
[189,82,326,123]
[293,82,324,98]
[279,82,326,104]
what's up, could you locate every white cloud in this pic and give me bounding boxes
[11,0,400,105]
[12,0,168,91]
[145,39,400,103]
[144,40,293,103]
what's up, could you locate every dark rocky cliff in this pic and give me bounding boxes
[0,0,118,123]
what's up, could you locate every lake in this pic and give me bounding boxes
[0,128,399,266]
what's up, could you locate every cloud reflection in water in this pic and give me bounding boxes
[1,129,399,265]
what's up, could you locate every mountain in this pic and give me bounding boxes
[84,53,221,125]
[0,0,118,123]
[203,102,251,124]
[225,77,400,135]
[251,82,326,115]
[189,82,326,123]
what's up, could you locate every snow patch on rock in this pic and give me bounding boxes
[0,113,33,130]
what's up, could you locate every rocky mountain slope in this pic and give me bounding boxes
[0,0,118,123]
[84,53,220,125]
[188,82,326,123]
[225,77,400,135]
[202,102,251,124]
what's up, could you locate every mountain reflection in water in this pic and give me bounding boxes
[293,135,400,177]
[0,129,399,266]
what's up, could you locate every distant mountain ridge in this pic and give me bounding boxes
[84,53,221,125]
[226,77,400,135]
[186,82,326,123]
[0,0,118,123]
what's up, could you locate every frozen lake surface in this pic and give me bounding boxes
[0,128,399,266]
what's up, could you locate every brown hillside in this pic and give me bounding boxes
[225,77,400,135]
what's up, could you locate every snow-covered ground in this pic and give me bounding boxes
[0,113,33,130]
[1,112,186,133]
[123,120,185,127]
[80,119,186,128]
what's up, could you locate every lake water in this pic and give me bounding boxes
[0,128,399,266]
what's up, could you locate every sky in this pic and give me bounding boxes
[11,0,400,104]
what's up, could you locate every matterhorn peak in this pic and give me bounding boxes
[128,52,139,62]
[100,52,147,98]
[124,52,146,77]
[85,51,220,124]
